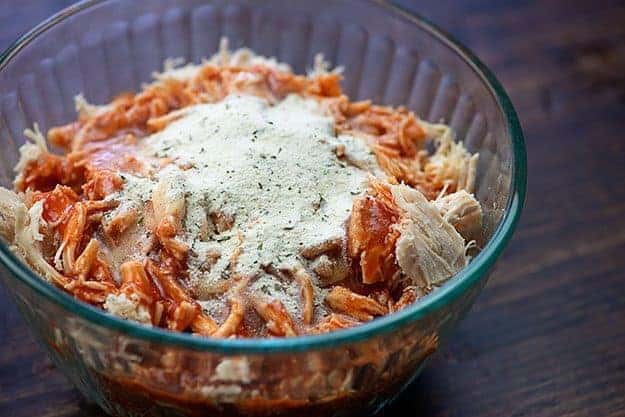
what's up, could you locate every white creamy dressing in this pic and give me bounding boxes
[105,94,381,318]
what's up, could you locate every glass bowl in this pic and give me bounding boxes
[0,1,526,416]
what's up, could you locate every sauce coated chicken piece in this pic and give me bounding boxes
[348,179,477,290]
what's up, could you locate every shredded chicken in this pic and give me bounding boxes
[392,183,469,289]
[433,189,483,239]
[0,43,483,338]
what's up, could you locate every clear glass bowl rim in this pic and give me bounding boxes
[0,0,527,354]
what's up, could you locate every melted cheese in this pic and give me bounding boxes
[106,94,377,315]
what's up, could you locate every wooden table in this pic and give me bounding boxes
[1,1,624,416]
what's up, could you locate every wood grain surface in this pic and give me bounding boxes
[1,1,624,416]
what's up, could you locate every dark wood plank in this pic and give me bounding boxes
[1,1,624,416]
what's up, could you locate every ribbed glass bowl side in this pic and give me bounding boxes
[2,262,489,416]
[0,1,524,416]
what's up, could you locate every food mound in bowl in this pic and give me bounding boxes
[0,40,482,338]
